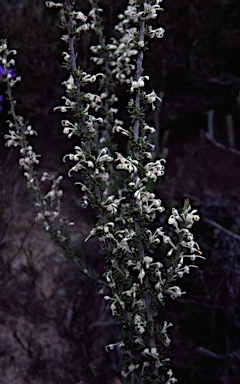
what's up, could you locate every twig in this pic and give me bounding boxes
[205,132,240,156]
[0,213,15,244]
[204,218,240,242]
[197,346,240,361]
[8,220,35,265]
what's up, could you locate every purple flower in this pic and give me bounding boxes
[0,65,6,76]
[0,65,16,79]
[0,94,3,111]
[8,68,16,79]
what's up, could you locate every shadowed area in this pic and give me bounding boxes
[0,1,240,383]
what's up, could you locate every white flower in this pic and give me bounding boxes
[121,363,140,378]
[134,314,146,334]
[81,72,104,83]
[74,11,87,22]
[143,124,156,133]
[143,256,153,268]
[167,286,185,300]
[76,23,92,33]
[112,125,130,136]
[105,341,124,352]
[166,369,178,384]
[104,294,125,316]
[144,159,166,181]
[130,76,149,92]
[115,153,138,173]
[45,1,62,8]
[142,347,159,359]
[146,90,162,103]
[62,75,75,90]
[138,268,145,285]
[148,26,165,39]
[157,292,164,302]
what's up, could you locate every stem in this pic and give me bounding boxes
[133,2,158,382]
[133,7,146,147]
[65,0,90,142]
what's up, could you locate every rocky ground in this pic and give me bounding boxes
[0,140,123,384]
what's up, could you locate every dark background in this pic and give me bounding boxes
[0,1,240,383]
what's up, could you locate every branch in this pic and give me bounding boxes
[205,132,240,156]
[204,218,240,242]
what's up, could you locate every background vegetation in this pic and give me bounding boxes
[0,1,240,383]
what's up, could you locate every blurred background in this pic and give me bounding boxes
[0,1,240,383]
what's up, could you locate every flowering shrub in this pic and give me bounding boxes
[1,1,204,383]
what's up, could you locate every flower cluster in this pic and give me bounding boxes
[0,43,17,111]
[106,0,165,85]
[0,64,16,79]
